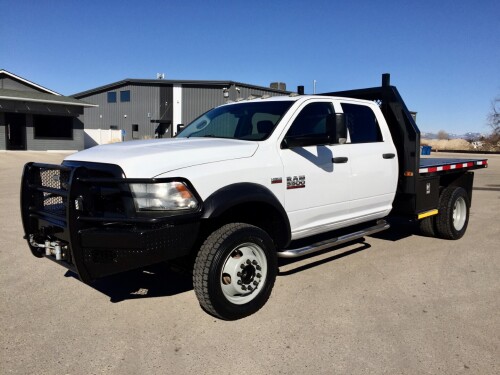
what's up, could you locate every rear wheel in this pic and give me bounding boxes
[419,216,437,237]
[436,186,470,240]
[193,223,277,320]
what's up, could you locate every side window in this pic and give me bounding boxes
[120,90,131,102]
[341,103,382,143]
[286,102,334,138]
[107,92,117,103]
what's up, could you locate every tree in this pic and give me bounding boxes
[487,97,500,144]
[437,130,449,140]
[479,97,500,151]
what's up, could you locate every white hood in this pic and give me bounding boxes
[65,138,259,177]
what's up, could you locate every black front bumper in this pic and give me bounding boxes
[21,162,201,283]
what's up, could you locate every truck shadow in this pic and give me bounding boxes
[65,262,193,303]
[369,217,416,241]
[64,224,413,302]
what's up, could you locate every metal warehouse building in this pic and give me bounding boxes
[73,78,289,142]
[0,70,95,151]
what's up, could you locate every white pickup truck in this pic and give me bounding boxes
[21,74,488,319]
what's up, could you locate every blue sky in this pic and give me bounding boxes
[1,0,499,134]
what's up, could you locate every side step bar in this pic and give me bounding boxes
[277,220,390,259]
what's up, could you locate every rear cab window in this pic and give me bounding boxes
[341,103,383,143]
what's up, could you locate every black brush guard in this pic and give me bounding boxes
[20,162,200,283]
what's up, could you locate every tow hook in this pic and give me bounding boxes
[29,235,68,261]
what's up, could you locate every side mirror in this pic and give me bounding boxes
[334,113,347,144]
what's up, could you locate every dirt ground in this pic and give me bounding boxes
[421,138,473,151]
[1,151,499,374]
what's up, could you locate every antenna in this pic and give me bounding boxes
[156,73,165,79]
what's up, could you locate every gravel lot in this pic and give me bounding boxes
[1,151,499,374]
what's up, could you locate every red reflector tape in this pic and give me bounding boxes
[419,160,488,174]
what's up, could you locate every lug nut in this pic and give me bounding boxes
[237,272,242,277]
[252,260,257,265]
[246,259,251,265]
[241,285,247,291]
[257,273,262,278]
[237,280,242,285]
[240,264,245,269]
[256,265,262,271]
[248,286,253,291]
[253,281,258,286]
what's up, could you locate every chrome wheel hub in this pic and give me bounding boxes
[452,196,467,231]
[220,243,267,305]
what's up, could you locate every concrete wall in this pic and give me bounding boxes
[84,129,122,148]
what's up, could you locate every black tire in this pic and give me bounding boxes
[419,216,437,237]
[436,186,470,240]
[193,223,277,320]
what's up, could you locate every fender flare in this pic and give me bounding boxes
[202,182,291,247]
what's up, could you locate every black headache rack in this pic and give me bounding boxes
[321,73,464,216]
[321,74,420,198]
[21,162,201,283]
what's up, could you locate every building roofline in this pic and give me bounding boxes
[0,88,98,107]
[0,69,62,96]
[72,78,290,98]
[0,95,99,107]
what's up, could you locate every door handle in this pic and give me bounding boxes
[383,153,395,159]
[332,157,348,163]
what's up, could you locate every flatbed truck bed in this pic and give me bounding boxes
[419,157,488,175]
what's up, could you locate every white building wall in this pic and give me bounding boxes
[172,85,182,135]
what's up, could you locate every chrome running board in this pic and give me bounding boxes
[277,220,390,259]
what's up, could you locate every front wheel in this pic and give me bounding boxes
[193,223,277,320]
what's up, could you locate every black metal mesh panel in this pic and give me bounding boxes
[39,168,70,190]
[40,193,66,216]
[34,168,70,218]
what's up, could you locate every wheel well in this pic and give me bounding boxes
[439,172,474,204]
[201,202,290,250]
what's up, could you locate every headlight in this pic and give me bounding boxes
[129,182,199,211]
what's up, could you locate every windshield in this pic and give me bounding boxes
[177,100,294,140]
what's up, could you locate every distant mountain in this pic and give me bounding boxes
[421,132,438,139]
[421,131,483,141]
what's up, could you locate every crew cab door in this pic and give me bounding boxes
[279,100,351,239]
[339,102,398,219]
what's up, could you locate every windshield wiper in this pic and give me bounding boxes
[187,134,232,139]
